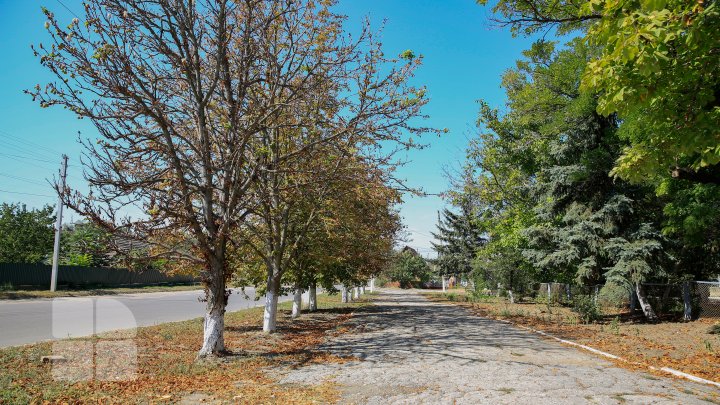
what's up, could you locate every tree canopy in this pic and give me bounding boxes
[0,203,55,264]
[444,30,720,320]
[32,0,434,355]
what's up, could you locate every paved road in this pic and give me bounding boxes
[280,289,719,404]
[0,288,290,348]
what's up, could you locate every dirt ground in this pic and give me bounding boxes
[429,290,720,383]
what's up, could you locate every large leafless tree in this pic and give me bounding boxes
[30,0,436,355]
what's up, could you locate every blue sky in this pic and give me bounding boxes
[0,0,534,257]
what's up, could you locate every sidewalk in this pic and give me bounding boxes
[279,289,720,404]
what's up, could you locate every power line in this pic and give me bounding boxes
[0,155,59,172]
[54,0,81,19]
[0,152,59,165]
[0,130,63,157]
[0,173,50,187]
[0,189,55,198]
[2,142,59,163]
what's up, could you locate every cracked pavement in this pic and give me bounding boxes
[280,289,720,404]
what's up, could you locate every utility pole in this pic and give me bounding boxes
[50,155,68,292]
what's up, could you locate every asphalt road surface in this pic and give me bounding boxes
[0,288,290,348]
[280,289,719,404]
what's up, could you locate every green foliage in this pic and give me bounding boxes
[582,0,720,180]
[385,250,432,289]
[477,0,720,181]
[399,49,416,60]
[431,198,485,277]
[60,222,112,267]
[572,295,601,324]
[463,39,670,293]
[63,253,94,267]
[598,283,630,308]
[0,203,55,264]
[475,0,720,286]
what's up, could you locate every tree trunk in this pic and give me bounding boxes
[292,285,302,319]
[508,290,515,304]
[198,260,227,358]
[263,275,280,333]
[341,285,349,303]
[635,283,659,322]
[353,287,359,299]
[309,282,317,311]
[370,278,375,293]
[682,281,693,321]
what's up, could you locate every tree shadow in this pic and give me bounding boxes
[299,291,576,367]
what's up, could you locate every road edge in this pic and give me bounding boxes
[498,319,720,389]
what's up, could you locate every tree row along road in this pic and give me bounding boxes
[0,288,292,348]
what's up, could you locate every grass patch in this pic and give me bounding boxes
[0,293,370,403]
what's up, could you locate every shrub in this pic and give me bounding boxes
[385,251,431,289]
[597,283,630,308]
[572,295,601,324]
[374,277,390,288]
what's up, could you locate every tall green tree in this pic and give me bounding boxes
[431,198,485,278]
[462,39,674,319]
[0,203,55,264]
[475,0,720,299]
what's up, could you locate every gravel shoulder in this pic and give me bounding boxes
[280,289,720,404]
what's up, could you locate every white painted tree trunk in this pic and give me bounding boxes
[263,285,279,333]
[508,290,515,304]
[442,276,446,292]
[309,283,317,311]
[341,286,349,303]
[353,287,359,299]
[635,283,658,322]
[370,278,375,293]
[292,287,302,319]
[198,305,225,357]
[360,286,365,295]
[302,290,310,308]
[197,264,227,358]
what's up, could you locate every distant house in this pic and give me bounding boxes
[400,246,420,256]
